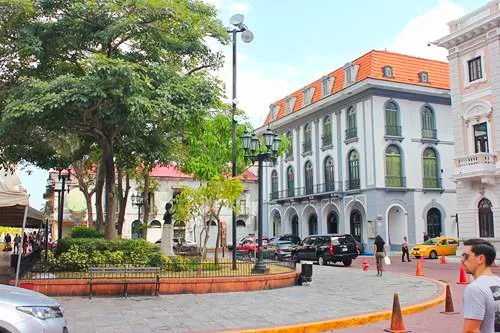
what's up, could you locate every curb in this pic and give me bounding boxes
[220,275,446,333]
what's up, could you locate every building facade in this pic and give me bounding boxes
[48,166,258,248]
[260,50,457,252]
[436,0,500,250]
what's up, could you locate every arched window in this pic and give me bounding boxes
[271,170,278,200]
[303,123,312,153]
[308,214,318,235]
[286,131,293,159]
[385,145,403,187]
[327,211,339,234]
[322,116,332,147]
[478,198,494,238]
[346,107,357,139]
[131,220,143,239]
[427,208,442,238]
[385,101,400,136]
[304,161,314,194]
[149,220,161,228]
[348,150,360,190]
[423,148,440,188]
[324,157,335,191]
[422,105,436,139]
[287,166,295,197]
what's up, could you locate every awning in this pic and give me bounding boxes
[0,205,43,228]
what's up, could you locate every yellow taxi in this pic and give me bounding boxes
[410,237,459,259]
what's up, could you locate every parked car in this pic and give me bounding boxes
[268,241,294,261]
[277,234,301,245]
[410,237,459,259]
[0,284,68,333]
[235,238,269,256]
[292,234,358,266]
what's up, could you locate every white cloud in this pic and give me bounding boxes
[230,3,249,15]
[390,0,465,61]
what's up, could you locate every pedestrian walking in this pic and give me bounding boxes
[402,236,411,262]
[373,235,387,277]
[4,233,12,252]
[13,234,21,254]
[22,233,28,255]
[461,238,500,333]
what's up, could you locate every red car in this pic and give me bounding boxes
[236,238,269,256]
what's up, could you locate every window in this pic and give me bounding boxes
[419,71,429,83]
[308,215,318,235]
[385,145,403,187]
[344,64,359,86]
[270,104,281,120]
[348,150,360,190]
[423,148,440,188]
[478,198,494,238]
[322,115,332,146]
[474,122,489,153]
[303,123,312,153]
[346,106,357,139]
[303,87,315,106]
[385,101,400,136]
[321,76,334,96]
[304,161,314,194]
[422,105,437,139]
[239,199,246,215]
[383,66,393,78]
[324,157,335,192]
[271,170,278,200]
[327,211,339,234]
[468,57,483,82]
[149,220,161,228]
[285,96,296,114]
[285,131,293,159]
[287,166,294,197]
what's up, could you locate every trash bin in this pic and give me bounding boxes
[299,261,313,285]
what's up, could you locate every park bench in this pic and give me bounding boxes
[88,266,160,299]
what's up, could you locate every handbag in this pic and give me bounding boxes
[384,256,391,265]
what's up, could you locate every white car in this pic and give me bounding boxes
[0,284,68,333]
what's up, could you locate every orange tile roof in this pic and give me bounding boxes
[264,50,450,126]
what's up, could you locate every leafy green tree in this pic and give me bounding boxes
[0,0,228,239]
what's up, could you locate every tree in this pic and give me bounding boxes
[173,176,244,262]
[0,0,228,239]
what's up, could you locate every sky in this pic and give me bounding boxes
[18,0,487,210]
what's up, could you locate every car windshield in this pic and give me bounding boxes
[278,242,292,248]
[423,239,438,245]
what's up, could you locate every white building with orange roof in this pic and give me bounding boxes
[259,50,457,252]
[436,0,500,250]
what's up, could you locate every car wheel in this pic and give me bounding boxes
[343,258,352,266]
[429,251,437,259]
[318,255,326,266]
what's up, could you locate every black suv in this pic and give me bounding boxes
[278,234,301,245]
[292,234,358,266]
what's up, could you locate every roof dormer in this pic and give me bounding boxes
[270,104,281,120]
[419,71,429,83]
[303,87,315,106]
[382,65,393,78]
[343,63,359,87]
[321,75,335,97]
[285,96,297,114]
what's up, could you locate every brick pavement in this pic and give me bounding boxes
[58,263,440,333]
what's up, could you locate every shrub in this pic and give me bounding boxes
[70,227,104,239]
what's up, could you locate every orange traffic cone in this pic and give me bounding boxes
[384,293,411,332]
[440,255,446,265]
[440,284,459,315]
[457,265,469,285]
[420,254,425,262]
[415,260,424,276]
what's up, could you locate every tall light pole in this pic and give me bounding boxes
[228,14,254,270]
[46,169,72,241]
[131,192,144,238]
[241,128,281,273]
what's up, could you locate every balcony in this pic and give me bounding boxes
[321,133,332,147]
[345,128,357,141]
[385,125,401,137]
[271,182,343,202]
[302,141,312,154]
[345,179,360,191]
[423,177,442,189]
[385,176,406,188]
[455,153,496,179]
[422,128,437,140]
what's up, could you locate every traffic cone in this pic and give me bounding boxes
[420,254,425,262]
[384,293,411,332]
[440,255,446,265]
[457,265,469,285]
[440,284,459,315]
[362,258,369,271]
[415,260,424,276]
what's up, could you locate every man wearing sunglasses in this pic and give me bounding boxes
[462,239,500,333]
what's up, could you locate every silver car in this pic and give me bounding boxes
[0,284,68,333]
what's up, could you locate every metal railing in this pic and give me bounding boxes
[302,141,312,153]
[423,177,442,189]
[422,128,437,139]
[321,133,332,147]
[345,179,360,190]
[385,125,401,137]
[385,176,406,188]
[272,182,344,200]
[345,128,357,140]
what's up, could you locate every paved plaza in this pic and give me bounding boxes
[58,264,440,333]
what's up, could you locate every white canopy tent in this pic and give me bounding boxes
[0,169,42,286]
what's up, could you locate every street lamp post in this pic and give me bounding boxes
[241,127,281,273]
[46,169,72,241]
[227,14,254,270]
[131,192,144,238]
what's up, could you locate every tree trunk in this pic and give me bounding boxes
[95,158,105,232]
[102,137,116,240]
[116,169,130,238]
[142,170,150,240]
[84,191,93,228]
[72,160,94,228]
[214,219,220,265]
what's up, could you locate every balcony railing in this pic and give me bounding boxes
[270,191,279,200]
[422,128,437,139]
[345,179,360,191]
[345,128,357,140]
[455,153,496,176]
[271,182,343,201]
[302,141,312,153]
[385,176,406,188]
[321,133,332,147]
[423,177,442,189]
[385,125,401,137]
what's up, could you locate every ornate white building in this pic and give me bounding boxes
[259,50,457,252]
[436,0,500,250]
